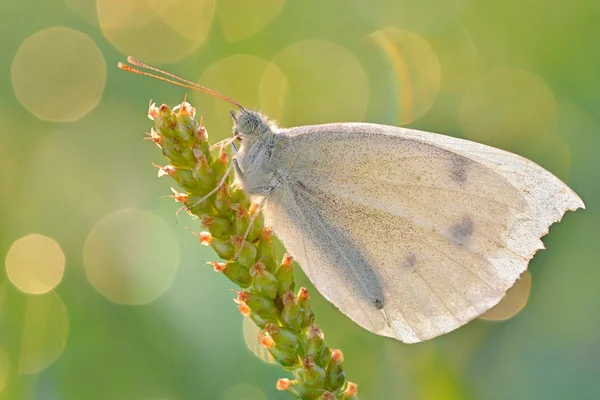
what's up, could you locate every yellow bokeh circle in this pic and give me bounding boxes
[11,26,106,122]
[5,234,66,295]
[192,54,287,140]
[98,0,216,64]
[18,292,69,374]
[480,271,532,321]
[217,0,284,42]
[459,67,559,146]
[265,39,369,127]
[369,28,442,125]
[83,208,180,305]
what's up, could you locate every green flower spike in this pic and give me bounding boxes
[146,100,359,399]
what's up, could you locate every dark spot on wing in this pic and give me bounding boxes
[403,253,417,269]
[451,156,468,184]
[451,216,474,243]
[373,298,384,310]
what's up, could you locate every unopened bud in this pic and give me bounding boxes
[250,262,278,299]
[238,292,278,323]
[299,356,326,389]
[199,232,212,246]
[256,229,277,273]
[259,331,275,349]
[265,323,298,354]
[297,287,314,328]
[306,325,327,364]
[275,255,294,296]
[232,236,257,265]
[276,378,292,391]
[281,291,302,330]
[340,382,359,400]
[326,349,346,391]
[147,102,160,120]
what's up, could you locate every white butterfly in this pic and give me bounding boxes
[232,110,584,343]
[120,57,585,343]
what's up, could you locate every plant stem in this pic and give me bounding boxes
[146,101,359,400]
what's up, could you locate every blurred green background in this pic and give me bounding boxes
[0,0,598,399]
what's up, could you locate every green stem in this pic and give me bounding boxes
[147,101,359,400]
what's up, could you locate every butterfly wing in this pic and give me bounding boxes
[262,123,584,343]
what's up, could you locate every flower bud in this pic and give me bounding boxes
[208,261,251,288]
[211,237,235,259]
[214,184,232,214]
[297,287,315,328]
[202,215,232,238]
[281,291,303,330]
[339,382,358,400]
[275,253,295,296]
[298,356,326,389]
[256,228,277,273]
[268,345,301,369]
[276,379,308,397]
[306,325,327,365]
[264,323,298,354]
[232,204,251,237]
[232,236,257,265]
[320,392,336,400]
[193,153,215,188]
[238,292,278,323]
[249,262,278,299]
[326,349,346,391]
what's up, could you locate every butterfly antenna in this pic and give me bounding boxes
[118,56,245,110]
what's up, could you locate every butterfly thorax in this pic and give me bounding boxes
[233,110,282,196]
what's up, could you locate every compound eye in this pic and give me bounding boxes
[238,112,261,135]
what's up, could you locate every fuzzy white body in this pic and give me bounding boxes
[233,110,584,343]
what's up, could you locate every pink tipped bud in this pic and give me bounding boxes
[238,302,251,316]
[249,261,266,277]
[235,205,248,219]
[199,232,212,245]
[169,188,188,203]
[173,101,196,118]
[249,202,260,216]
[259,332,275,349]
[281,253,293,267]
[147,102,160,120]
[237,291,250,303]
[207,261,226,272]
[276,378,292,391]
[346,382,358,395]
[307,325,324,340]
[156,164,176,178]
[231,235,244,249]
[302,355,316,368]
[218,146,228,163]
[196,126,207,140]
[196,153,209,167]
[262,227,273,240]
[264,323,279,336]
[282,291,295,306]
[298,287,310,301]
[321,392,335,400]
[145,128,162,146]
[201,216,214,227]
[331,349,344,363]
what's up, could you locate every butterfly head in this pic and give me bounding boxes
[233,109,269,138]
